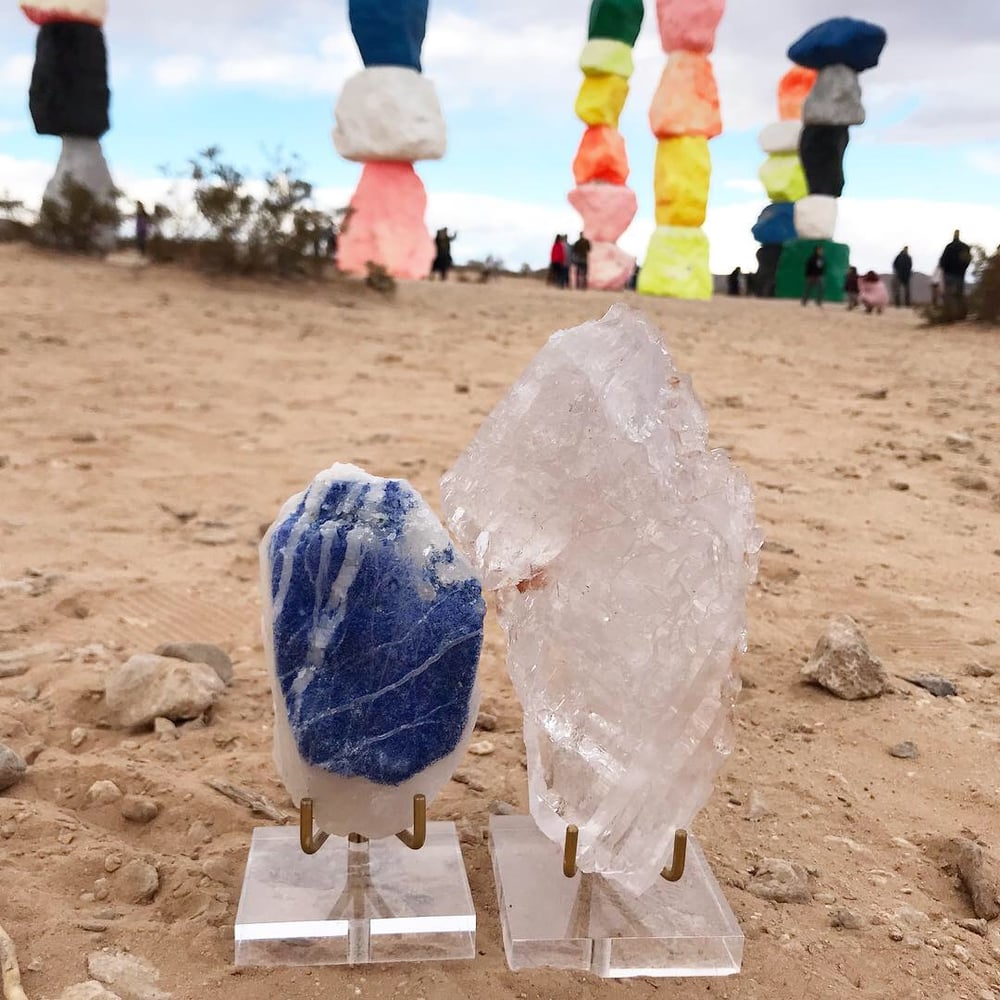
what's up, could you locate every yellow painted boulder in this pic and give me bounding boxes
[653,136,710,227]
[575,73,630,128]
[758,153,808,202]
[638,225,711,300]
[648,52,721,139]
[579,39,635,79]
[573,125,630,185]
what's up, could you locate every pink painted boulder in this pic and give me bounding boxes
[589,241,636,291]
[568,183,638,243]
[656,0,725,53]
[338,162,434,281]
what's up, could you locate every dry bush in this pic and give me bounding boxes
[34,177,120,253]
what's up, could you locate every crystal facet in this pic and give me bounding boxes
[261,463,485,839]
[441,305,760,895]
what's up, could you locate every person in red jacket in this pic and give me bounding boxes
[548,234,568,289]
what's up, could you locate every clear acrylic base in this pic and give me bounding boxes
[235,822,475,966]
[490,815,743,978]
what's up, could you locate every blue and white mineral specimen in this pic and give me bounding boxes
[261,463,485,838]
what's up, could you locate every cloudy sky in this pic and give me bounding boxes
[2,0,999,272]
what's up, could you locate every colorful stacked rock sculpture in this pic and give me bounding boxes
[638,0,725,299]
[567,0,642,291]
[21,0,115,249]
[776,17,887,300]
[335,0,444,280]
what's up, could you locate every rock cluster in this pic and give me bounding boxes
[20,1,115,249]
[335,0,443,279]
[567,0,641,290]
[638,0,726,299]
[753,18,886,301]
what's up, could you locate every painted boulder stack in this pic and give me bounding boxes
[261,463,485,838]
[335,0,444,280]
[638,0,725,300]
[21,0,115,249]
[567,0,642,291]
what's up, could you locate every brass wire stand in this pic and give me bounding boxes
[562,825,688,882]
[299,795,427,856]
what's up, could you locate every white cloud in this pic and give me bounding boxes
[0,54,33,89]
[152,55,204,89]
[0,119,26,135]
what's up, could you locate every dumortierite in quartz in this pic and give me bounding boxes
[261,464,485,839]
[441,305,761,895]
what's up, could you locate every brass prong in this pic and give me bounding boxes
[563,824,579,878]
[299,798,329,856]
[395,794,427,850]
[660,829,688,882]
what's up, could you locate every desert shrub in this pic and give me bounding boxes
[34,176,121,253]
[922,245,1000,327]
[364,261,396,295]
[0,195,33,242]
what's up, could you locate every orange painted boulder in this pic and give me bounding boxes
[573,125,630,185]
[338,162,434,280]
[649,53,721,139]
[568,182,638,242]
[653,136,710,228]
[778,66,817,120]
[655,0,725,53]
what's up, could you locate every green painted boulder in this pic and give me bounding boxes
[588,0,644,46]
[776,239,849,303]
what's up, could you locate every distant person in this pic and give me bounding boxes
[727,267,742,296]
[844,265,860,310]
[571,233,591,289]
[626,261,639,290]
[432,228,457,280]
[744,270,757,297]
[135,201,150,256]
[938,229,971,303]
[859,270,889,314]
[559,235,572,288]
[548,234,567,287]
[891,246,912,307]
[802,245,825,306]
[930,266,943,307]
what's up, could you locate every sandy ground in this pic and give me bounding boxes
[1,243,999,1000]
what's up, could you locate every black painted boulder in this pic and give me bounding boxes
[799,124,849,197]
[29,21,110,137]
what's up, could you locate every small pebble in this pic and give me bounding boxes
[70,727,87,748]
[120,795,159,823]
[956,917,988,936]
[830,907,864,930]
[967,662,995,678]
[468,740,495,756]
[86,780,123,806]
[0,744,27,791]
[475,711,497,732]
[889,741,920,760]
[889,480,910,492]
[488,800,517,816]
[104,853,123,873]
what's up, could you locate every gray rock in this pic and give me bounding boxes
[803,65,865,126]
[86,949,171,1000]
[966,662,996,678]
[43,139,117,254]
[747,858,813,903]
[956,917,988,936]
[120,796,159,824]
[955,839,1000,921]
[488,800,517,816]
[0,743,27,791]
[475,711,497,732]
[115,859,160,904]
[86,780,123,805]
[889,741,920,759]
[830,907,864,930]
[801,615,888,700]
[105,653,225,728]
[904,674,957,698]
[153,642,233,685]
[57,982,123,1000]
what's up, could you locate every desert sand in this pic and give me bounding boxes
[1,243,998,1000]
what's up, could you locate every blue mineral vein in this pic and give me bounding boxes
[268,475,484,786]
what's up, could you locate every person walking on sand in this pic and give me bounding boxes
[571,233,591,290]
[939,229,971,304]
[432,228,457,280]
[135,201,150,256]
[802,245,825,306]
[844,265,860,310]
[891,246,912,307]
[859,270,889,314]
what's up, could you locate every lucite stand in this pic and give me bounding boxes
[235,797,475,966]
[490,815,743,978]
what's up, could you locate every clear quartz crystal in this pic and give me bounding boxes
[441,305,761,895]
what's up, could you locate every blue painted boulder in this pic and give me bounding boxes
[788,18,887,73]
[752,202,797,245]
[262,463,485,838]
[348,0,429,72]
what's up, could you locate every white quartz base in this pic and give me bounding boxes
[235,823,475,966]
[490,815,743,978]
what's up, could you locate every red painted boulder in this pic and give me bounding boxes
[338,162,434,281]
[778,66,817,120]
[568,182,638,243]
[572,125,630,185]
